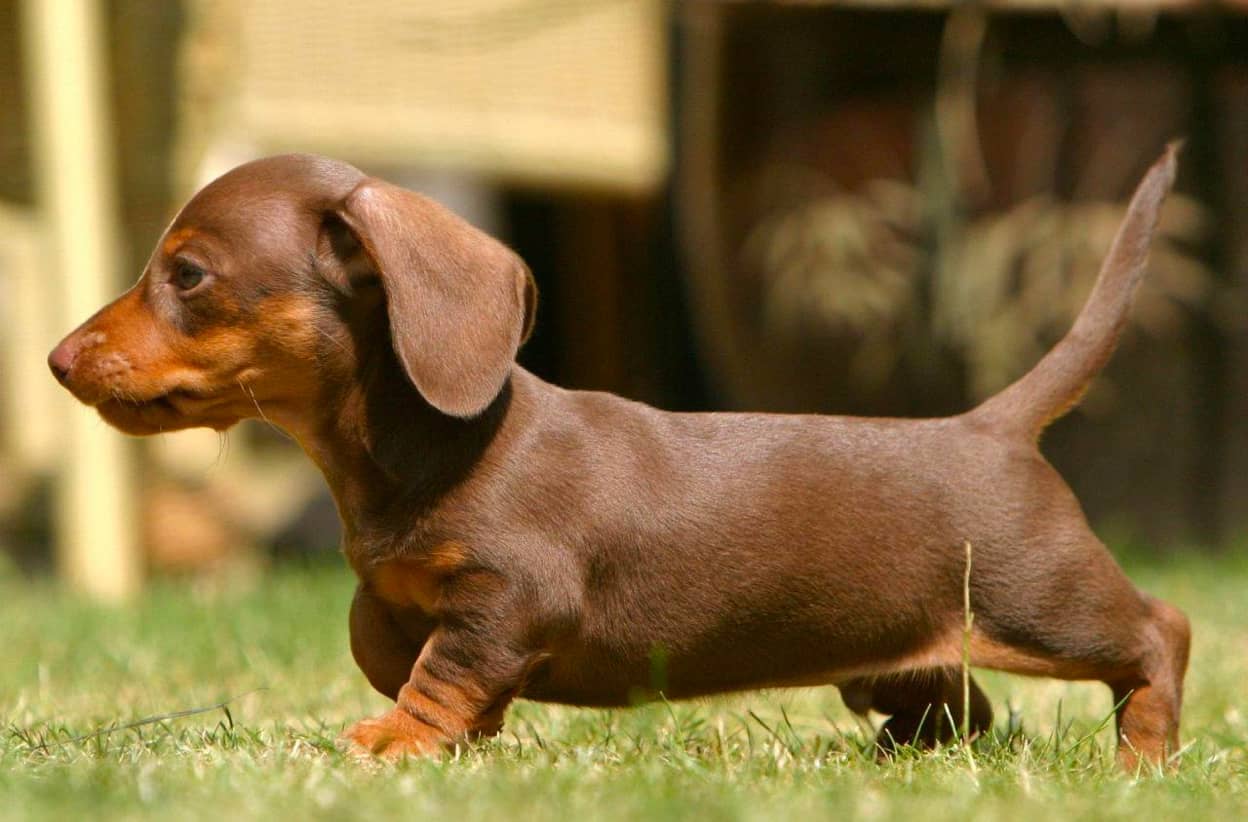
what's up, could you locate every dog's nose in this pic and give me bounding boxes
[48,340,76,386]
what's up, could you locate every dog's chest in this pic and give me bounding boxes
[365,540,467,614]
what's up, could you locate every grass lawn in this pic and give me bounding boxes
[2,548,1246,820]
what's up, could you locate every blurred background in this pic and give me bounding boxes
[1,0,1247,599]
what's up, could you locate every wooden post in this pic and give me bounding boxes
[0,207,59,476]
[22,0,141,598]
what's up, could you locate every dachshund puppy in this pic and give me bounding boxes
[49,145,1188,769]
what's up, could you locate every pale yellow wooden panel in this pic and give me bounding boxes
[187,0,669,191]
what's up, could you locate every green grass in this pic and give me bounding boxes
[2,549,1246,820]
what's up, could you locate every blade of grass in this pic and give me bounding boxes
[37,688,266,752]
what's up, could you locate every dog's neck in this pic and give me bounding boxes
[288,345,516,558]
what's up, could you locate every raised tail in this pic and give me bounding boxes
[969,142,1180,438]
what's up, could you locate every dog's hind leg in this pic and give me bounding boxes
[1107,596,1191,770]
[970,544,1191,770]
[840,668,994,754]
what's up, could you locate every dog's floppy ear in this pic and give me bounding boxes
[333,178,536,417]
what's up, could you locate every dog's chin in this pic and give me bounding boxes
[95,396,240,436]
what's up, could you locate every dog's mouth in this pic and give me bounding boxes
[96,387,238,434]
[103,386,207,411]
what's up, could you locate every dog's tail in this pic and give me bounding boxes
[968,142,1180,439]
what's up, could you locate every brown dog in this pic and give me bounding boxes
[49,145,1188,770]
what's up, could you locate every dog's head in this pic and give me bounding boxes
[48,154,537,436]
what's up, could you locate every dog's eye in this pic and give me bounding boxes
[173,263,206,292]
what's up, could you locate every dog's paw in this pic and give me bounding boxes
[341,710,446,760]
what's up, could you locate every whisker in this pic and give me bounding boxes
[215,430,231,466]
[313,325,351,357]
[238,378,291,441]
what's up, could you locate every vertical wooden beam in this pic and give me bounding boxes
[22,0,141,598]
[676,2,751,405]
[1187,20,1228,549]
[0,207,59,476]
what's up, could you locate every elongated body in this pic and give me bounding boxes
[49,145,1190,770]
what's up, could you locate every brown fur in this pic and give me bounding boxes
[49,146,1190,770]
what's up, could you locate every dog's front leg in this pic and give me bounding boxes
[342,617,530,759]
[348,584,433,701]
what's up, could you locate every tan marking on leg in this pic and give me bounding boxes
[342,630,510,759]
[1113,680,1180,770]
[968,634,1108,681]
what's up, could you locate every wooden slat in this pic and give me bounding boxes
[21,0,141,599]
[0,205,59,475]
[181,0,669,192]
[758,0,1248,11]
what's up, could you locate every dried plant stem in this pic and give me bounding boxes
[961,539,974,744]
